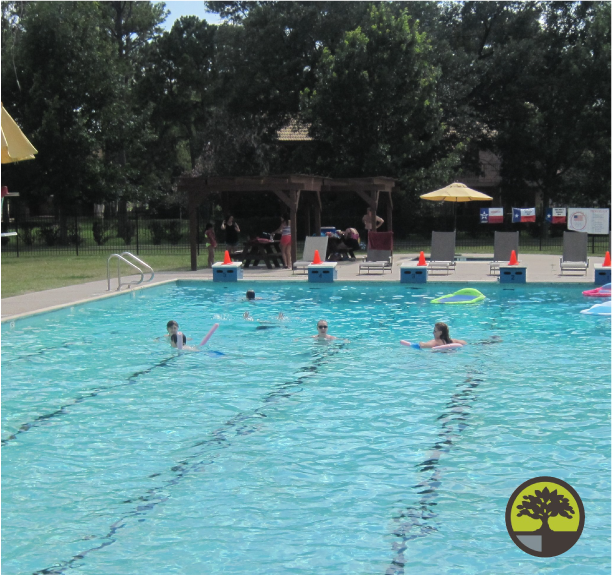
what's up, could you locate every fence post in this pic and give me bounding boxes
[591,234,594,254]
[136,208,139,255]
[75,211,79,256]
[15,209,19,258]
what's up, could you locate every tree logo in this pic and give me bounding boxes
[505,476,585,557]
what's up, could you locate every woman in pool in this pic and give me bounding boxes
[313,320,337,340]
[419,322,467,349]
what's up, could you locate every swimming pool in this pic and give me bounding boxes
[2,282,610,574]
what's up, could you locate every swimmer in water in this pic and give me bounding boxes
[419,322,467,349]
[313,320,337,340]
[163,320,196,350]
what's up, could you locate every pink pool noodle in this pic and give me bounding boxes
[200,323,219,346]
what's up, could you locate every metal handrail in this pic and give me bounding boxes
[120,252,154,283]
[107,252,154,291]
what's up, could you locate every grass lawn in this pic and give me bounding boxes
[1,253,197,298]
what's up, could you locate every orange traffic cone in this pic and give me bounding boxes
[603,251,611,267]
[223,250,232,265]
[312,249,322,264]
[417,251,427,266]
[508,250,518,266]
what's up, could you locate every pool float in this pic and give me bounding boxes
[400,340,464,352]
[431,288,485,305]
[580,300,611,316]
[582,283,611,297]
[200,323,219,346]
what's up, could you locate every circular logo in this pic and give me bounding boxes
[505,476,585,557]
[571,211,587,231]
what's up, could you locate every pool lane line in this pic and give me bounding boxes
[0,330,127,365]
[385,363,486,575]
[32,343,346,575]
[1,354,181,446]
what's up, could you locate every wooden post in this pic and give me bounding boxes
[189,189,199,271]
[304,201,311,237]
[290,190,299,266]
[314,191,322,235]
[386,192,393,232]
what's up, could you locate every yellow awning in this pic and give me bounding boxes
[1,103,37,164]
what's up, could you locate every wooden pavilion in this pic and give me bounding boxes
[178,174,396,271]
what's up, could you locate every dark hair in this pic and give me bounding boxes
[171,333,187,344]
[205,222,213,230]
[246,290,255,300]
[167,320,178,329]
[435,322,452,344]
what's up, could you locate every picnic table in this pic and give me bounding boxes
[238,238,284,269]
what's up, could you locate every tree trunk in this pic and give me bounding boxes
[537,516,552,532]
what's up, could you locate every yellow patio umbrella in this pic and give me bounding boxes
[420,182,492,230]
[1,103,37,164]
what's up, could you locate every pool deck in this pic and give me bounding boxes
[1,252,607,321]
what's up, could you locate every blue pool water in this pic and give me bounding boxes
[2,282,610,574]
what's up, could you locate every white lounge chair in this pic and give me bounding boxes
[429,231,456,275]
[359,249,393,274]
[489,231,519,275]
[292,236,329,274]
[358,232,393,274]
[560,231,589,275]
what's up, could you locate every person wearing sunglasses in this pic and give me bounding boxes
[313,321,337,340]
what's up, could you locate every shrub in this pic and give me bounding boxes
[148,221,165,245]
[163,220,183,244]
[37,225,61,246]
[67,223,84,246]
[18,222,38,246]
[117,218,135,245]
[92,220,111,246]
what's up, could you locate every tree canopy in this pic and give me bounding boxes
[1,0,609,216]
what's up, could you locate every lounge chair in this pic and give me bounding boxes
[560,231,589,275]
[489,231,519,275]
[429,231,456,275]
[292,236,329,274]
[359,232,393,274]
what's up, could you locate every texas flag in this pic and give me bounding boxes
[480,207,504,224]
[512,208,536,223]
[545,208,567,224]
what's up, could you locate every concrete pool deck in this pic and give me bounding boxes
[1,252,607,321]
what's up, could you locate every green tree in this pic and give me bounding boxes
[445,0,612,206]
[516,486,575,532]
[1,2,117,210]
[301,4,444,178]
[138,15,217,173]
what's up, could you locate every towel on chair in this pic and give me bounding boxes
[368,231,393,250]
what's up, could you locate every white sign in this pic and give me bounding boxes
[567,208,610,234]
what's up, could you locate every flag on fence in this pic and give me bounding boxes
[480,207,504,224]
[545,208,567,224]
[512,208,536,223]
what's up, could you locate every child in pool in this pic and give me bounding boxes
[164,320,196,350]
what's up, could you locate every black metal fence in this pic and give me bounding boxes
[1,213,610,256]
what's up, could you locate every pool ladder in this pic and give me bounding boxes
[107,252,154,291]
